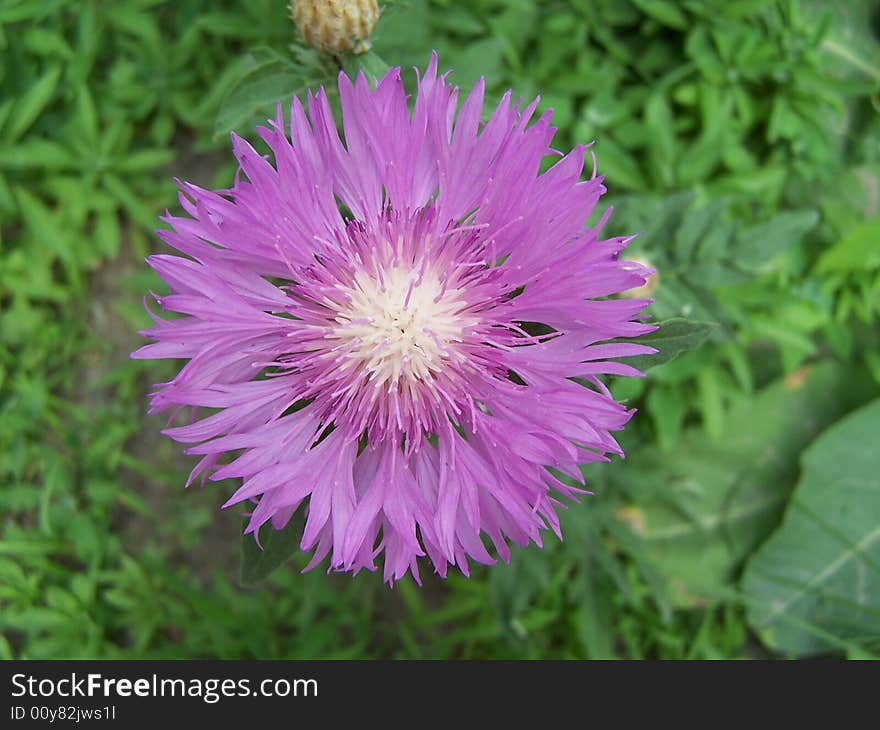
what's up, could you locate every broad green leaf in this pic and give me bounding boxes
[239,514,304,586]
[609,363,876,606]
[625,318,717,371]
[743,397,880,656]
[803,0,880,82]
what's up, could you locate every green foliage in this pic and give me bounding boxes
[1,0,878,659]
[626,318,717,372]
[240,515,304,586]
[214,46,337,138]
[607,362,876,607]
[742,398,880,657]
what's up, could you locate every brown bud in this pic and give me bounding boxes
[291,0,380,55]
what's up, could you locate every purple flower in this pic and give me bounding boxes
[133,54,655,584]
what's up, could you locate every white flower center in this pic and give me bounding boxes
[330,266,473,389]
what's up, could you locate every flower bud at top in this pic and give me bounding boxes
[291,0,380,55]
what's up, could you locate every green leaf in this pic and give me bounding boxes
[677,87,732,186]
[113,148,175,173]
[743,397,880,656]
[803,0,880,82]
[631,0,689,30]
[342,50,391,82]
[815,217,880,274]
[239,514,303,586]
[733,210,819,270]
[696,364,725,440]
[626,318,717,371]
[0,139,75,170]
[674,197,731,264]
[14,186,71,268]
[22,26,73,60]
[94,209,120,258]
[6,64,61,141]
[595,137,648,192]
[74,83,98,147]
[610,362,877,607]
[102,173,158,231]
[215,59,301,136]
[643,91,676,189]
[695,218,737,263]
[214,49,335,138]
[647,383,686,450]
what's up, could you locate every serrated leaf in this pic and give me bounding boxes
[743,397,880,656]
[626,318,717,371]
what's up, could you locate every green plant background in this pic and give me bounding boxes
[1,0,879,659]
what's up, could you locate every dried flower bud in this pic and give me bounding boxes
[291,0,380,55]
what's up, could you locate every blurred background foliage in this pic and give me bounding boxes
[1,0,879,659]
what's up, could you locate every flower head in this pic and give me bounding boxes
[134,54,656,583]
[291,0,379,55]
